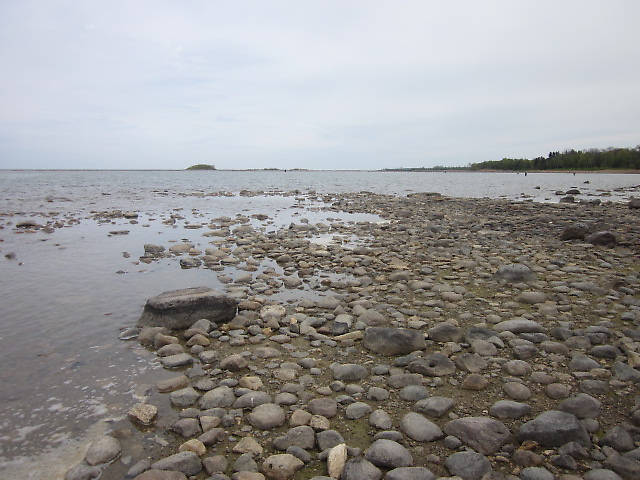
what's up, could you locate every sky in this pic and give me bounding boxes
[0,1,639,170]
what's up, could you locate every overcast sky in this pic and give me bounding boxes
[1,1,639,170]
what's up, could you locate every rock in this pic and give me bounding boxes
[308,398,338,417]
[127,459,152,478]
[365,439,413,468]
[346,402,373,419]
[494,263,535,282]
[160,353,193,368]
[138,287,237,329]
[443,417,511,455]
[630,197,640,209]
[234,437,264,456]
[490,400,531,419]
[331,363,368,381]
[274,426,315,450]
[561,223,589,241]
[170,387,201,407]
[220,353,249,371]
[234,391,272,409]
[384,466,436,480]
[517,410,591,447]
[341,457,382,480]
[399,385,429,401]
[64,464,101,480]
[261,454,304,480]
[414,397,455,417]
[583,469,623,480]
[586,231,617,247]
[128,403,158,425]
[85,436,121,465]
[520,467,554,480]
[316,430,345,450]
[369,409,394,430]
[503,382,532,401]
[558,393,602,418]
[494,319,544,334]
[327,444,348,479]
[600,426,635,452]
[248,403,286,430]
[604,453,640,479]
[179,439,206,456]
[427,322,463,342]
[462,374,489,390]
[171,418,201,438]
[203,455,228,474]
[200,386,235,409]
[234,453,259,472]
[151,452,202,476]
[409,353,456,376]
[132,471,187,480]
[400,413,444,442]
[363,327,426,356]
[157,375,190,393]
[445,450,491,480]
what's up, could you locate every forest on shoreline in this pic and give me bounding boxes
[469,146,640,171]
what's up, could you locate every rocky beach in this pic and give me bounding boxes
[31,186,639,480]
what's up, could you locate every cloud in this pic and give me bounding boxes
[1,0,639,169]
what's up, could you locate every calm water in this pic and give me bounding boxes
[0,170,638,478]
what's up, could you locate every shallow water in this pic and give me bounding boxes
[0,169,639,477]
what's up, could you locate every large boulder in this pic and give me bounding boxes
[363,327,426,356]
[443,417,511,455]
[138,287,237,329]
[517,410,591,447]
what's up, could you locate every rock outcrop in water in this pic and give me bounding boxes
[137,287,237,329]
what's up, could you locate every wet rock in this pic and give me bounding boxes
[128,403,158,425]
[400,412,444,442]
[445,450,491,480]
[160,353,193,368]
[171,418,201,438]
[365,439,413,468]
[517,410,590,447]
[443,417,511,454]
[138,287,237,329]
[170,387,201,407]
[363,327,426,356]
[65,464,101,480]
[179,439,206,456]
[151,452,202,476]
[85,435,121,465]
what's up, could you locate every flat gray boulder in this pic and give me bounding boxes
[443,416,511,455]
[138,287,237,330]
[363,327,426,356]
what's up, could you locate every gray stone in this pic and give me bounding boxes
[443,417,511,455]
[308,397,337,418]
[604,453,640,479]
[234,391,272,409]
[138,287,237,329]
[586,231,617,247]
[151,452,202,476]
[369,409,393,430]
[233,453,258,472]
[200,386,235,409]
[400,412,444,442]
[558,394,602,419]
[494,263,536,282]
[494,319,544,334]
[132,471,187,480]
[519,467,554,480]
[428,322,463,342]
[316,430,345,451]
[261,454,304,480]
[409,353,456,376]
[517,410,591,447]
[248,403,286,430]
[363,327,426,356]
[414,397,455,417]
[171,418,201,437]
[445,451,491,480]
[490,400,531,419]
[341,457,383,480]
[365,439,413,468]
[399,385,429,401]
[583,469,623,480]
[600,426,635,452]
[85,436,121,466]
[160,353,193,368]
[170,387,201,407]
[385,467,435,480]
[346,402,373,419]
[273,426,315,450]
[64,464,101,480]
[331,363,368,381]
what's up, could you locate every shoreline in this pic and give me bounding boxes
[60,192,640,479]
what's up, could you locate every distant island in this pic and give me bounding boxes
[186,164,216,170]
[469,146,640,171]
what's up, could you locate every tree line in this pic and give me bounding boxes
[470,146,640,171]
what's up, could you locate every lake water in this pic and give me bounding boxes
[0,169,639,478]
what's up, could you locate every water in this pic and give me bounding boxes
[0,169,638,478]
